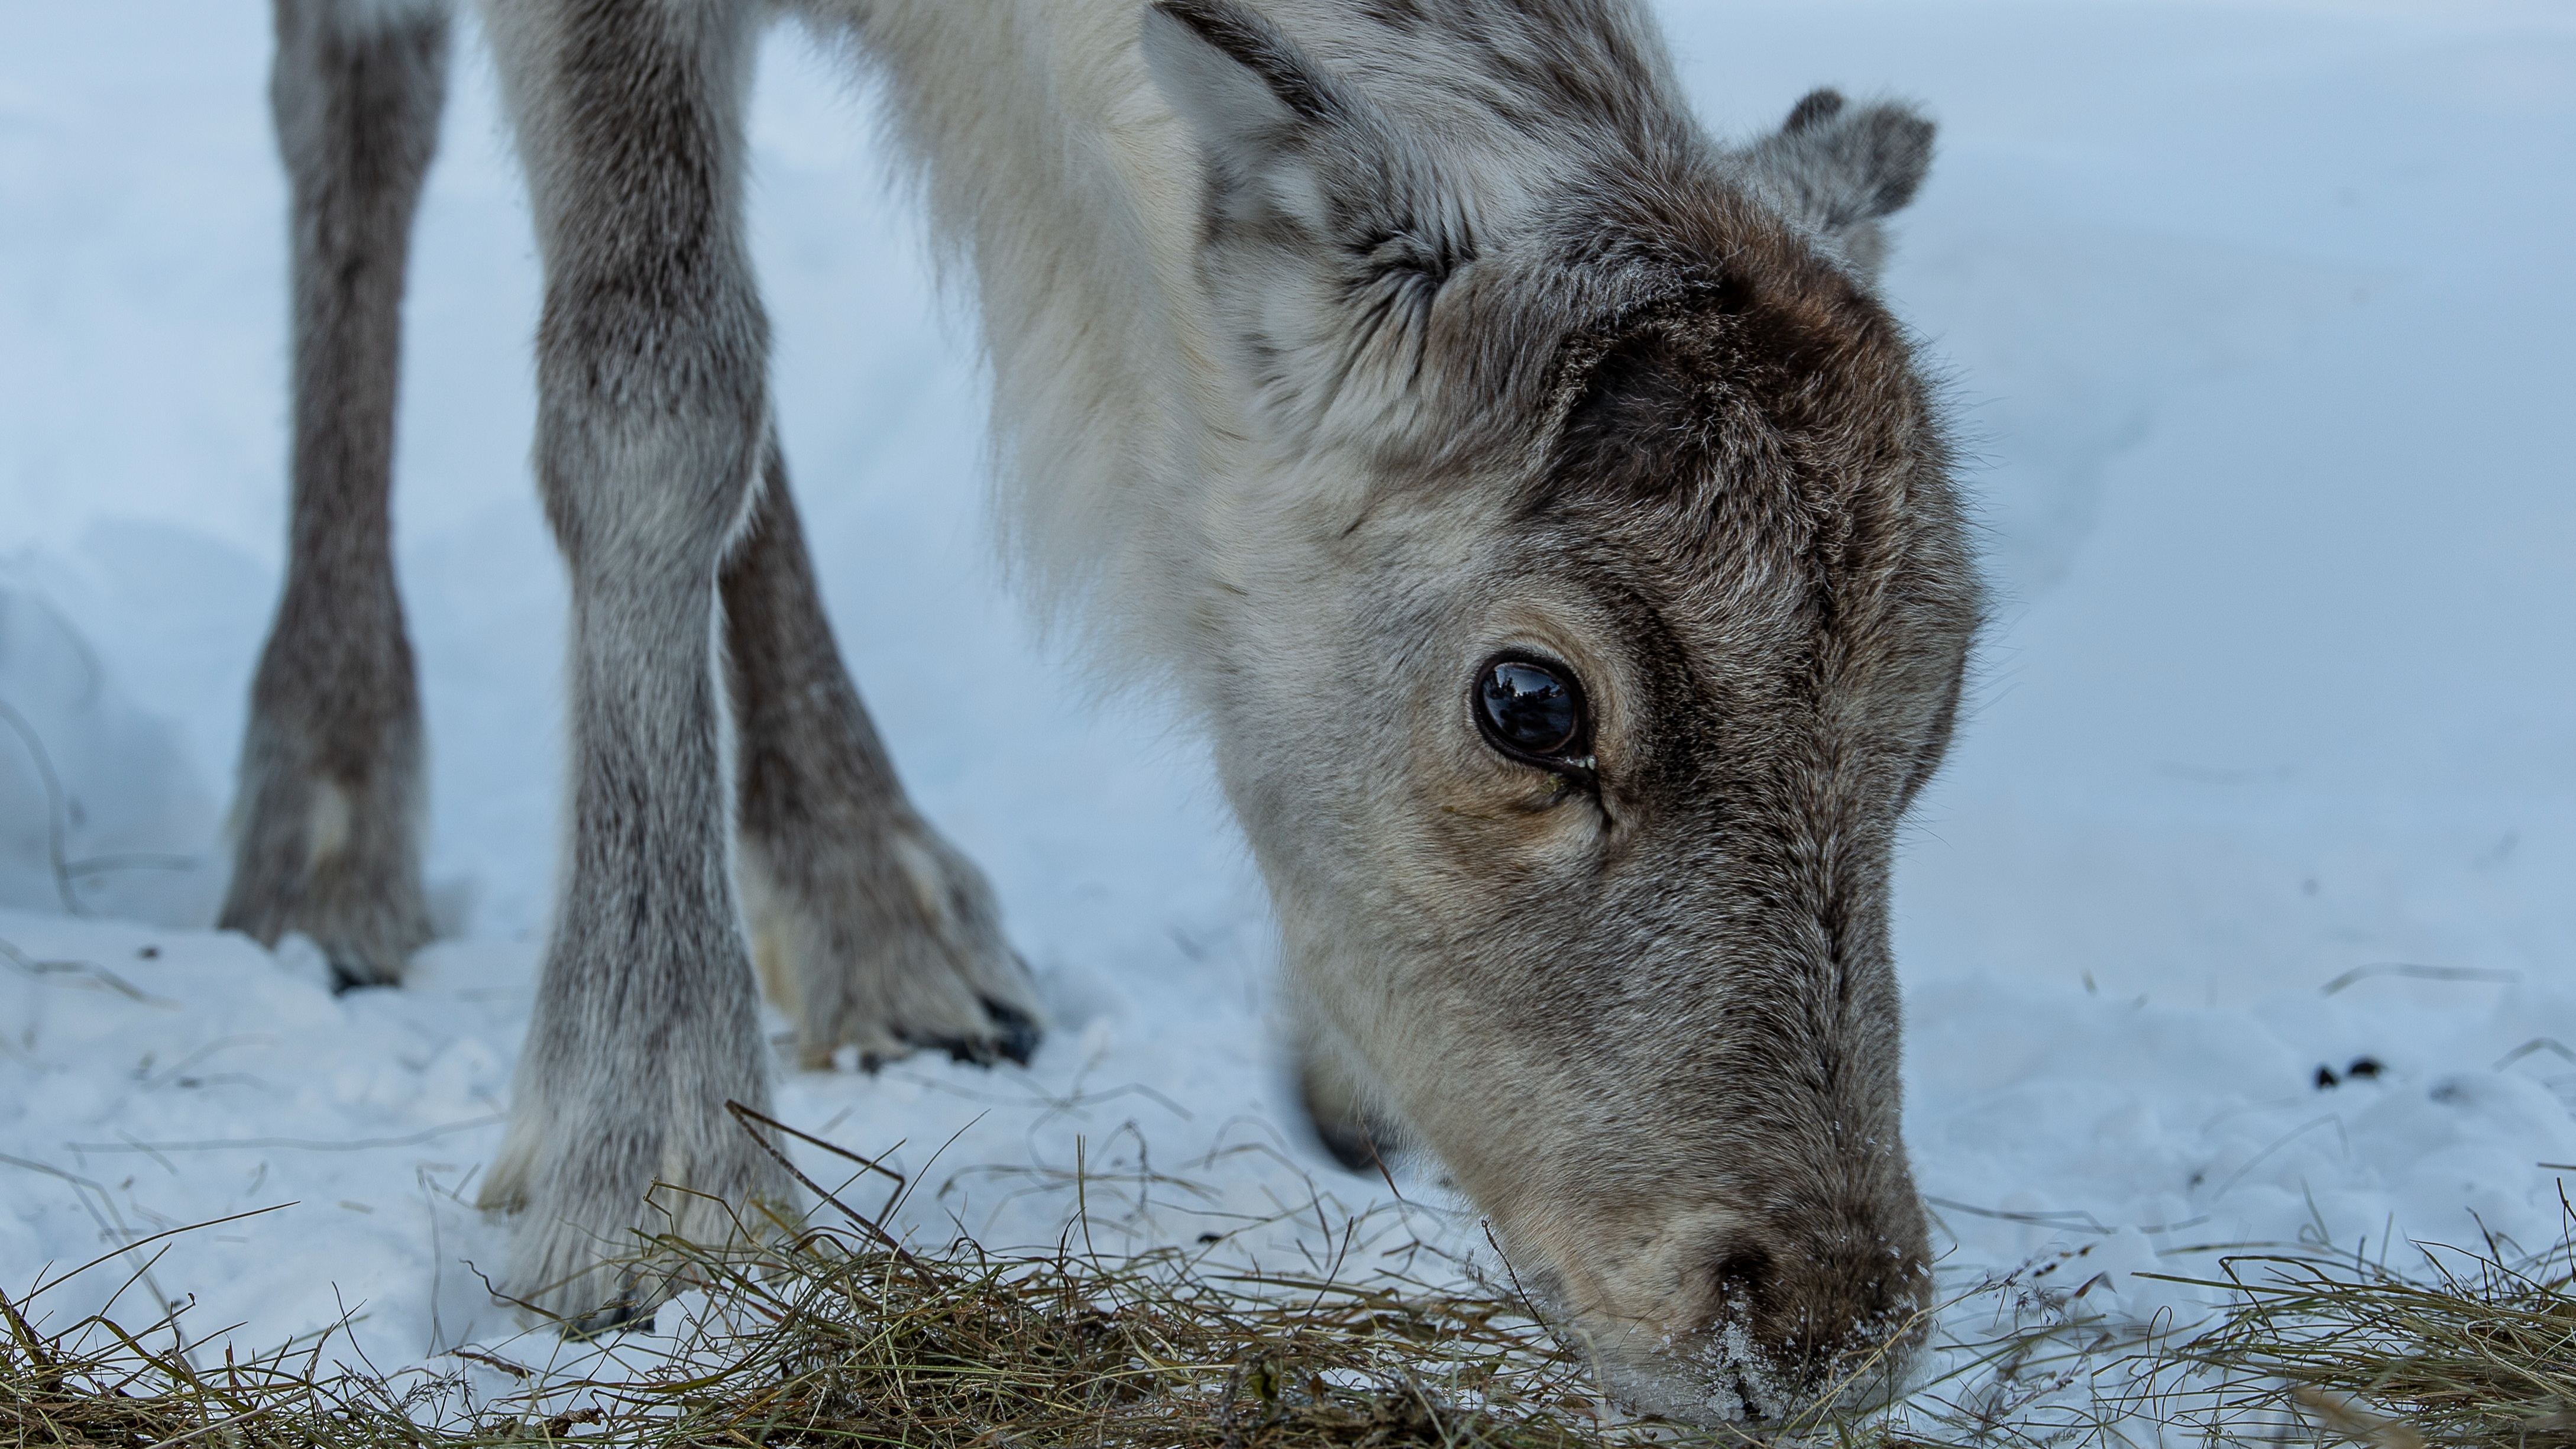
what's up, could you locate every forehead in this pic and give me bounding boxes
[1525,254,1970,677]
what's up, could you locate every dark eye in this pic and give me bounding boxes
[1475,657,1590,763]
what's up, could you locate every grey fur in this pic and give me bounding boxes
[223,0,448,989]
[461,0,792,1330]
[1738,86,1934,277]
[724,444,1040,1074]
[240,0,1978,1423]
[234,0,1043,1327]
[835,0,1976,1419]
[1165,7,1970,1419]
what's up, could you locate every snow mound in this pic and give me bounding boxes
[0,570,221,925]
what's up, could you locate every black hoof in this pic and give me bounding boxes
[933,1034,999,1068]
[980,997,1042,1066]
[1297,1062,1391,1175]
[1312,1115,1387,1175]
[920,1000,1041,1069]
[327,957,397,994]
[562,1295,651,1340]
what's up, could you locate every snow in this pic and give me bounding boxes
[2,0,2571,1399]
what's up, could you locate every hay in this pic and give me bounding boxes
[0,1205,1645,1448]
[2136,1204,2576,1449]
[7,1120,2570,1449]
[0,1110,1662,1449]
[1882,1193,2576,1449]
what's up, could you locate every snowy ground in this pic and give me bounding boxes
[3,0,2572,1396]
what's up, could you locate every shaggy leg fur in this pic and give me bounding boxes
[221,0,449,989]
[721,448,1043,1072]
[471,0,792,1328]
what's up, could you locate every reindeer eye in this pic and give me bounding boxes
[1475,658,1589,763]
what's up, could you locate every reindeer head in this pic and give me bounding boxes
[1144,0,1977,1424]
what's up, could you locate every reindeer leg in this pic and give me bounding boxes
[471,0,793,1328]
[721,446,1043,1073]
[222,0,449,989]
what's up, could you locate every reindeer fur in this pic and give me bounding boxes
[231,0,1978,1424]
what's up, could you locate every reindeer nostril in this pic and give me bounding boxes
[1708,1243,1774,1314]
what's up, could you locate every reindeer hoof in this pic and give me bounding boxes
[743,816,1046,1073]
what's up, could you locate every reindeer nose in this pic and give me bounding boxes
[1560,1221,1931,1424]
[1701,1234,1927,1409]
[1708,1241,1776,1318]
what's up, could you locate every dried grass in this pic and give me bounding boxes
[1882,1192,2576,1449]
[0,1110,1655,1449]
[6,1115,2569,1449]
[2132,1204,2576,1449]
[0,1206,1647,1448]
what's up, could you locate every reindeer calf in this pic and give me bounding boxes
[232,0,1977,1424]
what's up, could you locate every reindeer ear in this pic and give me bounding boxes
[1738,89,1935,277]
[1144,0,1477,454]
[1143,0,1363,235]
[1143,0,1471,290]
[1145,0,1342,145]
